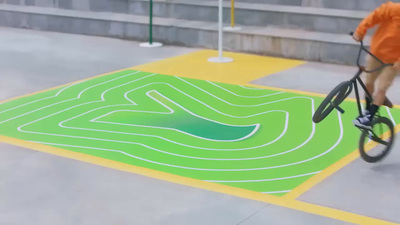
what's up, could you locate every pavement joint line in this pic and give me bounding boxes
[236,205,269,225]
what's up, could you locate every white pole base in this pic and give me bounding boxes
[208,57,233,63]
[223,26,242,31]
[139,42,163,47]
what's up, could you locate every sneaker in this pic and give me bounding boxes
[353,113,372,130]
[361,109,369,116]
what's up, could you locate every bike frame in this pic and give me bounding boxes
[351,68,372,117]
[348,32,392,117]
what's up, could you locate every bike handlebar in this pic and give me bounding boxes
[349,32,393,73]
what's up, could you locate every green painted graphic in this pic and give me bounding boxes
[1,69,399,196]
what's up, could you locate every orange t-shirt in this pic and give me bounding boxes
[356,1,400,64]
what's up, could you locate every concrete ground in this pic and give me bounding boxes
[252,62,400,104]
[0,27,399,225]
[253,61,400,224]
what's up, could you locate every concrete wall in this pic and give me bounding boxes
[3,0,129,12]
[237,0,398,11]
[3,0,399,12]
[0,0,381,65]
[0,4,363,65]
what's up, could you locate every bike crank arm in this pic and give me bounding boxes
[330,101,345,114]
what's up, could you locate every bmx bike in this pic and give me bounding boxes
[312,32,395,163]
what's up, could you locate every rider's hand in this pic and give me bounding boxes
[353,33,362,42]
[393,61,400,71]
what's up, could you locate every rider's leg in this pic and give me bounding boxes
[354,56,383,129]
[371,65,397,115]
[354,64,397,129]
[365,80,375,111]
[364,56,380,110]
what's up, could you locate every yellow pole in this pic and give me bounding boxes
[231,0,235,28]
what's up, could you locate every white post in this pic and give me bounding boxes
[218,0,223,58]
[208,0,233,63]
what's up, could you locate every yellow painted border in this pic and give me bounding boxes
[0,135,398,225]
[248,83,400,200]
[0,67,130,105]
[246,83,400,108]
[131,50,306,85]
[285,124,400,200]
[1,51,400,224]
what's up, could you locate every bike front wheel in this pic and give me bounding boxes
[359,117,395,163]
[313,81,353,123]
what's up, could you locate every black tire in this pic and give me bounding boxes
[313,81,353,123]
[359,117,394,163]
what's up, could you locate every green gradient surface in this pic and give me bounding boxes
[1,69,399,196]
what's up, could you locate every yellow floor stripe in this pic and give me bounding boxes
[1,50,399,224]
[0,135,397,225]
[0,68,130,105]
[132,50,305,85]
[246,83,330,98]
[247,83,400,108]
[285,123,400,200]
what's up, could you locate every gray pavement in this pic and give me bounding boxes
[239,204,353,225]
[0,27,197,101]
[0,143,267,225]
[252,60,400,224]
[0,27,398,225]
[298,152,400,223]
[252,62,400,105]
[0,144,350,225]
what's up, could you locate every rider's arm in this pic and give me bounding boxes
[355,2,395,38]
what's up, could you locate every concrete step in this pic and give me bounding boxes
[1,1,374,34]
[236,0,398,11]
[129,1,368,34]
[2,0,132,13]
[0,4,369,65]
[304,0,399,11]
[5,0,397,12]
[235,0,302,7]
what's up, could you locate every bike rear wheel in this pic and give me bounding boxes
[313,81,353,123]
[359,117,394,163]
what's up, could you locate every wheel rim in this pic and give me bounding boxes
[360,118,394,162]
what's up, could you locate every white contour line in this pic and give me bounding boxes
[16,84,323,162]
[386,107,396,126]
[5,73,346,188]
[238,85,265,90]
[0,71,141,113]
[206,81,285,98]
[65,81,295,151]
[91,90,260,142]
[0,72,153,124]
[23,111,343,171]
[204,171,321,182]
[19,101,288,162]
[10,73,344,170]
[261,190,291,194]
[61,106,288,154]
[177,77,291,107]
